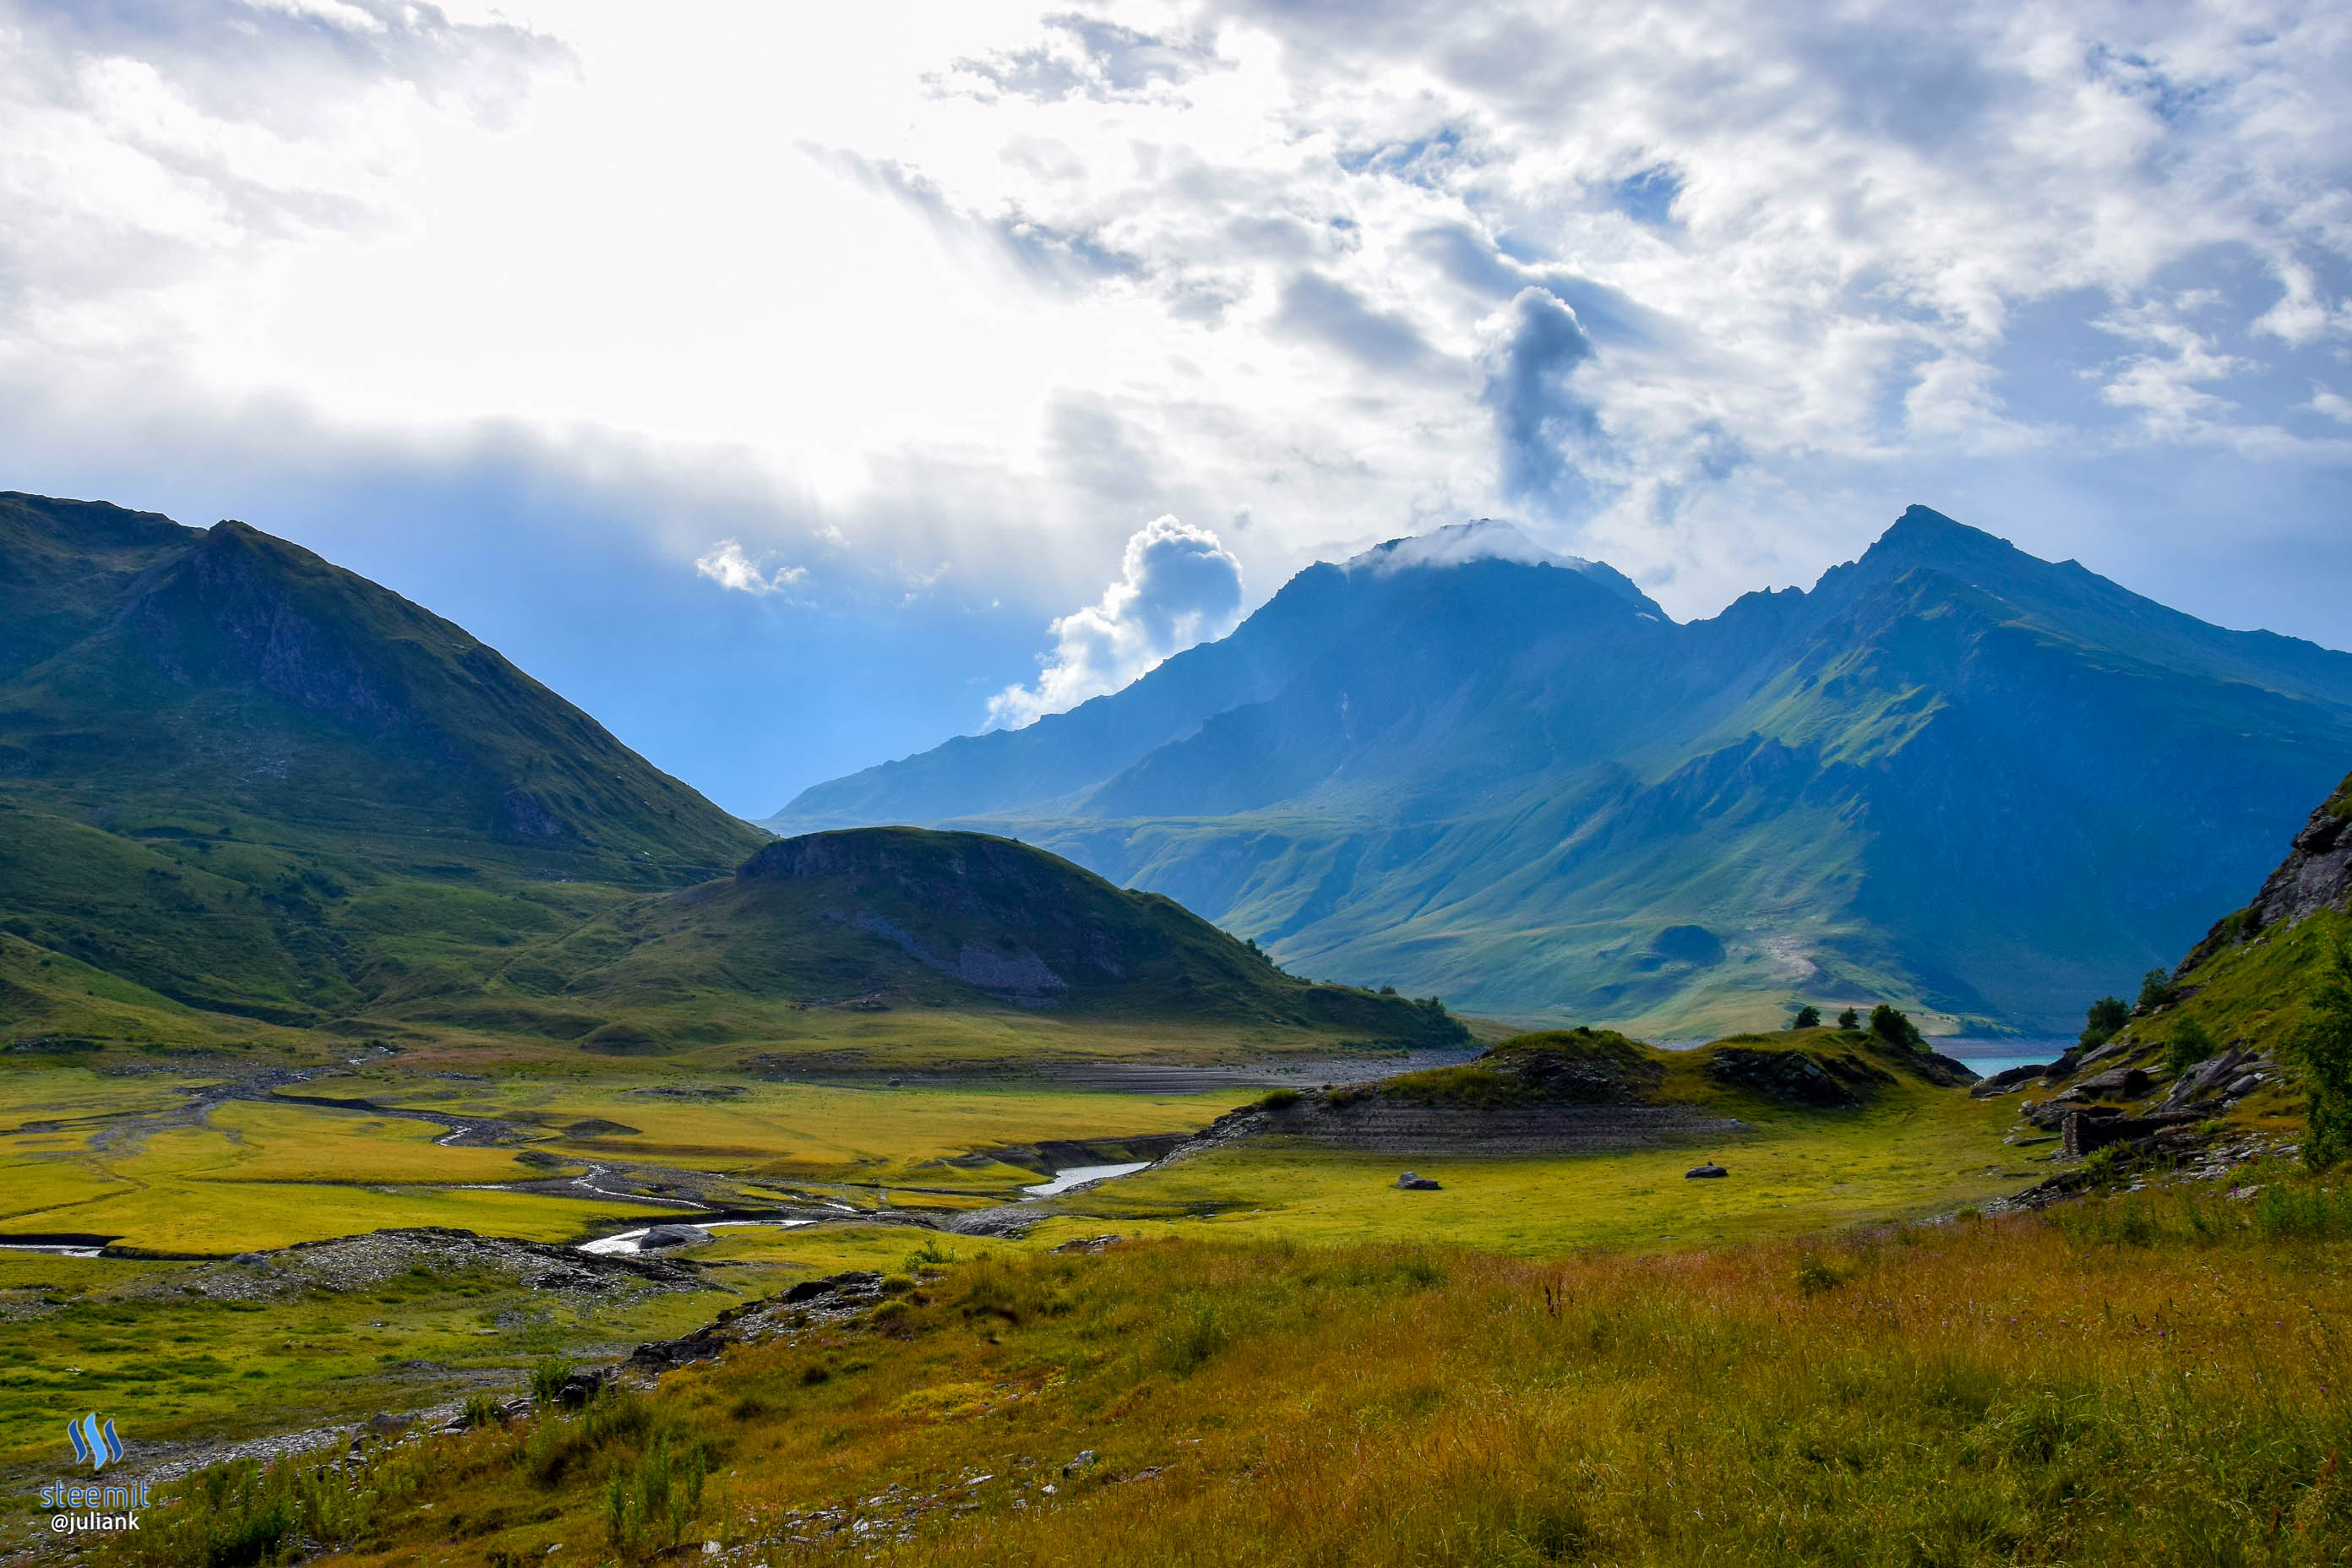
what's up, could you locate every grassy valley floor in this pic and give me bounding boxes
[5,1027,2300,1566]
[79,1178,2352,1568]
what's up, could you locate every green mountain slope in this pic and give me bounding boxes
[0,493,1451,1054]
[772,509,2352,1035]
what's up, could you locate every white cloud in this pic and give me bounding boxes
[2,0,2351,736]
[988,514,1243,727]
[694,539,807,596]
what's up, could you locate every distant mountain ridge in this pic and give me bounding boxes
[770,506,2352,1035]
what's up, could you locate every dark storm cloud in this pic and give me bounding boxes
[1480,286,1601,511]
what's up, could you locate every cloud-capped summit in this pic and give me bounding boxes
[1346,520,1664,617]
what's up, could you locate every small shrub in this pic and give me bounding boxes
[1837,1007,1861,1030]
[879,1273,917,1295]
[1519,1498,1594,1560]
[905,1235,961,1272]
[2287,934,2352,1172]
[1788,1004,1822,1030]
[1793,1255,1846,1295]
[2164,1015,2218,1076]
[2137,968,2177,1013]
[459,1392,504,1429]
[2078,1146,2127,1184]
[1258,1087,1302,1110]
[1157,1301,1228,1375]
[527,1354,574,1406]
[2255,1184,2352,1240]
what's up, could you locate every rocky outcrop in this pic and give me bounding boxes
[1704,1047,1891,1108]
[2180,770,2352,972]
[1169,1089,1745,1160]
[622,1271,887,1376]
[855,912,1068,996]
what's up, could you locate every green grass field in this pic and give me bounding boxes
[88,1176,2352,1568]
[1043,1089,2028,1255]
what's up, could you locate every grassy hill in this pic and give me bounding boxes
[510,828,1467,1045]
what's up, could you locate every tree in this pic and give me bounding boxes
[1837,1008,1860,1031]
[2080,996,2130,1049]
[1788,1004,1822,1030]
[2137,968,2178,1014]
[2287,934,2352,1173]
[1870,1004,1924,1051]
[2163,1015,2218,1077]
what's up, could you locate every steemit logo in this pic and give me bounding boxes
[67,1413,122,1471]
[41,1412,146,1535]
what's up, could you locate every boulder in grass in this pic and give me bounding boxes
[1396,1171,1442,1190]
[1685,1162,1729,1179]
[637,1223,714,1250]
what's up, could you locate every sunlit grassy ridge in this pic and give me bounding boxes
[101,1180,2352,1567]
[1042,1071,2022,1255]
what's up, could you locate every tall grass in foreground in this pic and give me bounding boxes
[100,1178,2352,1567]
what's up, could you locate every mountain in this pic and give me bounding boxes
[512,826,1467,1052]
[770,508,2352,1036]
[0,492,770,1028]
[0,492,1451,1055]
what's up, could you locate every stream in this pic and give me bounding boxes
[1022,1161,1151,1199]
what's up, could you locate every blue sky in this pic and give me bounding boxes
[1,0,2348,816]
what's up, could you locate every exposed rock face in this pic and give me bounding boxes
[857,912,1068,995]
[126,521,411,731]
[2181,771,2352,971]
[1970,1060,2054,1097]
[1704,1047,1892,1108]
[1396,1171,1442,1190]
[1685,1162,1729,1179]
[2248,777,2352,929]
